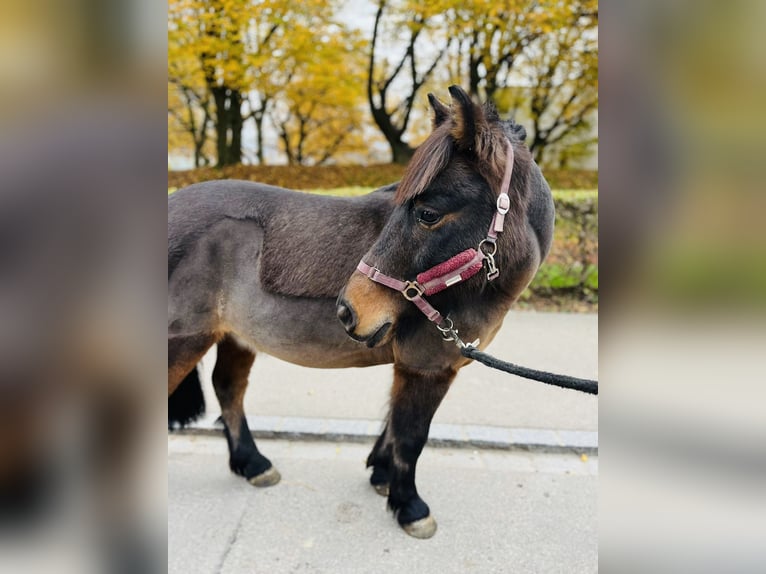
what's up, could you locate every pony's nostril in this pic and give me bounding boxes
[336,302,355,330]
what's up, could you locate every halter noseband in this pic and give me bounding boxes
[356,142,515,345]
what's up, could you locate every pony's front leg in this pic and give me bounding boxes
[366,422,392,497]
[383,364,455,539]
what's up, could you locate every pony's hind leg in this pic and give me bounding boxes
[379,364,455,539]
[212,334,280,487]
[168,333,217,394]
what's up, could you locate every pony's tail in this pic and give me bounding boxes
[168,366,205,429]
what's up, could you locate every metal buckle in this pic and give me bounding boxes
[496,193,510,215]
[478,239,497,257]
[402,281,424,301]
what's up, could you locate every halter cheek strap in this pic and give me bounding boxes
[356,141,515,330]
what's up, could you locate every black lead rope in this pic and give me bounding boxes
[460,346,598,395]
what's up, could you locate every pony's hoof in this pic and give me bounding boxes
[401,515,437,539]
[373,483,389,497]
[248,466,281,487]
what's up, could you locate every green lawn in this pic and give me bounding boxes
[169,185,598,201]
[304,187,598,201]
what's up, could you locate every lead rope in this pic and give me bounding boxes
[433,321,598,395]
[463,346,598,395]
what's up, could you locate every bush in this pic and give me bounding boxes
[168,164,597,191]
[523,190,598,303]
[168,164,407,191]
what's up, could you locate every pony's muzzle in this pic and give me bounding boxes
[337,295,391,348]
[337,272,399,347]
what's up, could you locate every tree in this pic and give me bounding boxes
[168,0,249,167]
[367,0,451,164]
[168,0,351,167]
[168,81,213,167]
[273,31,371,165]
[168,1,216,166]
[441,0,598,166]
[522,3,598,165]
[168,0,598,169]
[444,0,555,103]
[238,1,335,165]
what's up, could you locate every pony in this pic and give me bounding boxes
[168,85,555,538]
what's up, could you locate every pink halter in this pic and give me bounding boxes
[356,142,514,329]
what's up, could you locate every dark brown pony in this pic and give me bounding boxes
[168,86,554,538]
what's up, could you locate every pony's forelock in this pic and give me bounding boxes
[394,124,454,205]
[394,102,526,206]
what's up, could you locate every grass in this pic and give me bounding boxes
[304,186,374,197]
[169,186,598,200]
[304,187,598,200]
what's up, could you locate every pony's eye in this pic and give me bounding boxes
[416,208,441,226]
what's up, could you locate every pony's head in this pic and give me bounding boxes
[337,85,532,348]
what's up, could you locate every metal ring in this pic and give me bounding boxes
[436,316,455,334]
[479,239,497,257]
[402,281,424,301]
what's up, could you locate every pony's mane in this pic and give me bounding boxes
[394,103,531,209]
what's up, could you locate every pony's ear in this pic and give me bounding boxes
[448,85,487,152]
[427,93,450,128]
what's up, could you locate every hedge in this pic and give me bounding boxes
[168,164,597,191]
[522,190,598,304]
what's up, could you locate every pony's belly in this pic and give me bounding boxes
[237,336,392,369]
[224,291,393,369]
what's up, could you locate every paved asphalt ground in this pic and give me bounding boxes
[169,310,598,572]
[168,436,598,574]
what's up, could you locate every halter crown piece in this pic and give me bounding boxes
[356,141,515,347]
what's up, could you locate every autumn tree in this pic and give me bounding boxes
[168,1,215,166]
[273,30,370,165]
[168,68,214,167]
[443,0,556,103]
[168,83,213,167]
[239,0,343,165]
[521,2,598,165]
[168,0,249,167]
[168,0,598,169]
[440,0,597,166]
[368,0,451,164]
[169,0,364,167]
[171,0,261,167]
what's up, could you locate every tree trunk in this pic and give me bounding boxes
[211,86,243,168]
[390,139,415,165]
[228,89,242,165]
[530,134,545,164]
[254,112,265,165]
[212,87,227,168]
